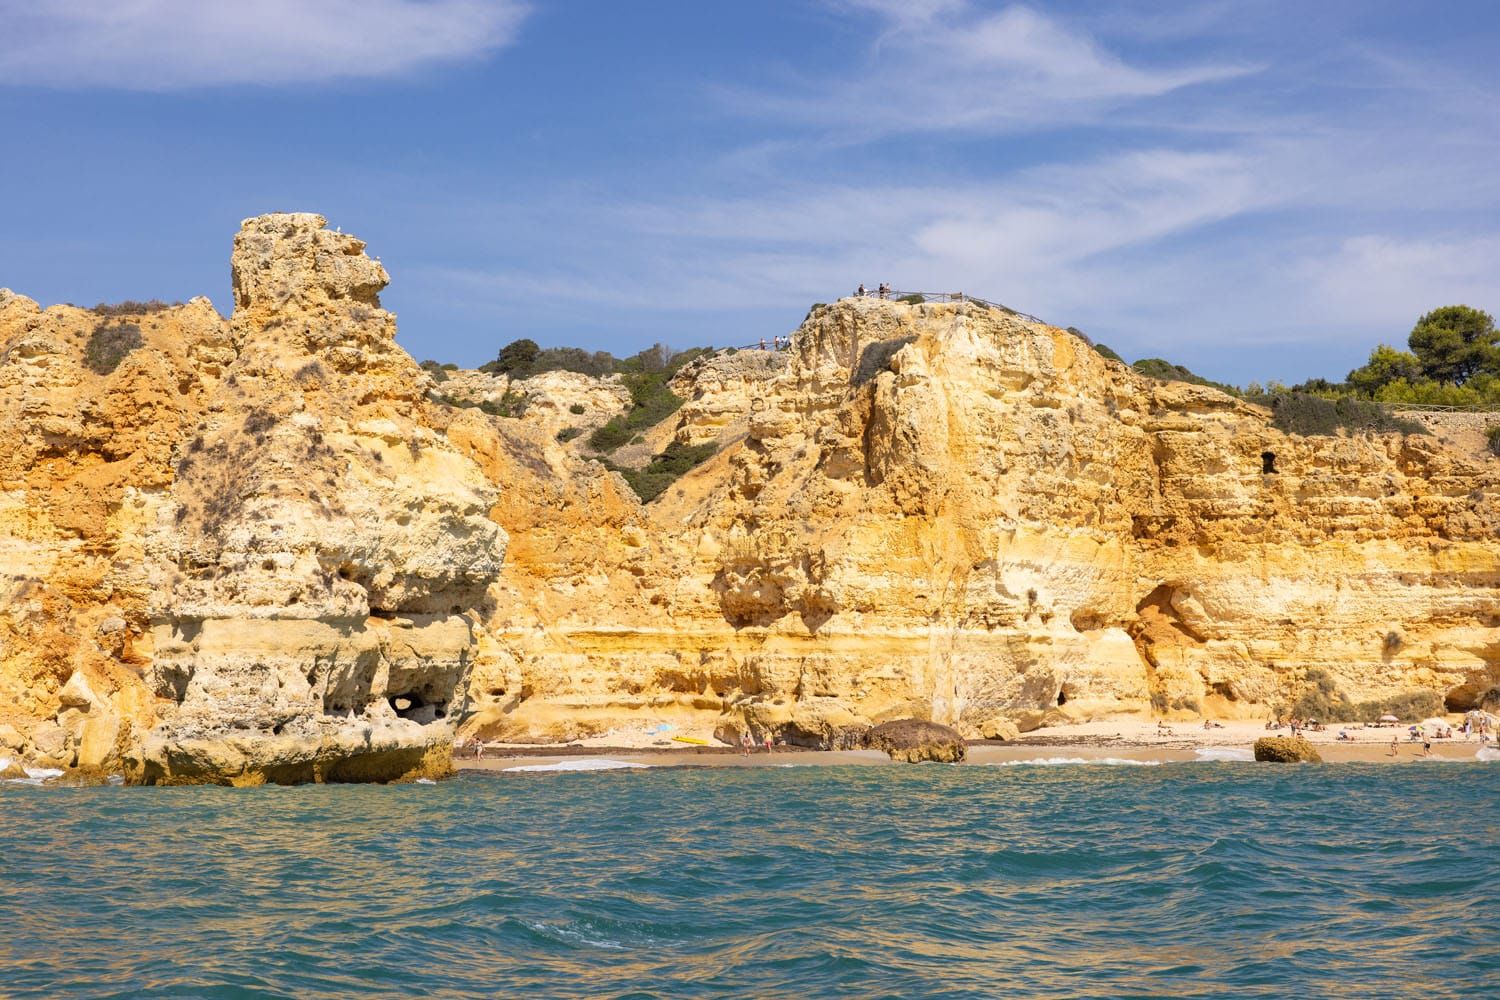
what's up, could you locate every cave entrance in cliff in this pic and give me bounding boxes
[1261,451,1278,474]
[389,693,444,722]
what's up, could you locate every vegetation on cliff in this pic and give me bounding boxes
[1275,305,1500,408]
[1132,357,1240,396]
[83,321,143,374]
[1289,668,1443,723]
[601,440,719,502]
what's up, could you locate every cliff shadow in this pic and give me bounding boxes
[852,336,915,387]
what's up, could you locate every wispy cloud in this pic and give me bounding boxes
[728,2,1255,138]
[0,0,529,90]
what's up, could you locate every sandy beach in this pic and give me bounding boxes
[460,718,1498,772]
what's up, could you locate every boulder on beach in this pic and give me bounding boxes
[864,719,966,763]
[980,718,1020,741]
[1253,736,1322,763]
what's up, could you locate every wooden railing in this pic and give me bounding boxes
[1377,402,1500,414]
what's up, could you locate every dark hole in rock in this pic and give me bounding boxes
[1211,681,1239,701]
[1261,451,1277,474]
[389,693,442,723]
[1056,689,1068,706]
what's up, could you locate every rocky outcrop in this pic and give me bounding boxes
[865,719,967,763]
[0,214,505,784]
[1253,736,1322,762]
[669,349,786,447]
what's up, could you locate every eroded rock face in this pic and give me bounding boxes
[0,214,505,784]
[462,298,1500,745]
[5,217,1499,772]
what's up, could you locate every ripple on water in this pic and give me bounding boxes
[0,764,1496,998]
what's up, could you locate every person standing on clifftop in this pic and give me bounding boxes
[857,283,866,297]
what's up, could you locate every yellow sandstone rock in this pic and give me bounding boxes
[2,214,1497,779]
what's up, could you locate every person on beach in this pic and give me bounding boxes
[763,732,773,754]
[740,731,752,756]
[1388,738,1399,757]
[1422,739,1433,757]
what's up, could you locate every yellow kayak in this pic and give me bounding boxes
[671,735,708,745]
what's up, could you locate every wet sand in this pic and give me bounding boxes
[460,719,1496,772]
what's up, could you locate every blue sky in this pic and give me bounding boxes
[0,0,1496,384]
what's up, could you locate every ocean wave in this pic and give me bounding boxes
[518,919,629,951]
[1478,747,1500,762]
[503,758,649,773]
[987,757,1161,767]
[1195,747,1254,762]
[3,766,65,787]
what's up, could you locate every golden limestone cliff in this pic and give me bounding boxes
[0,214,503,783]
[2,214,1498,780]
[464,300,1500,746]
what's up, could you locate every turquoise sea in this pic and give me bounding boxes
[2,761,1497,998]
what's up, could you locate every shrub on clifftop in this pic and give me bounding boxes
[1256,393,1425,437]
[481,338,540,376]
[83,322,143,375]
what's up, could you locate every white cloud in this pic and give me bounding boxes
[1300,235,1500,328]
[0,0,529,90]
[729,2,1254,137]
[425,145,1275,321]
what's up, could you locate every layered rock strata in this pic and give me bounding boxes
[465,299,1500,746]
[3,214,1499,779]
[0,214,504,783]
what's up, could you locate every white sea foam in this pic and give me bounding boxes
[522,919,628,950]
[1477,747,1500,762]
[415,778,437,785]
[503,758,648,773]
[1194,747,1254,762]
[24,766,63,781]
[987,757,1161,767]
